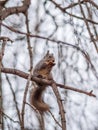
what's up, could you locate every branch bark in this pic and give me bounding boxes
[1,67,96,97]
[0,0,30,20]
[52,83,66,130]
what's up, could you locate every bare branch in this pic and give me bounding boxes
[1,22,98,80]
[49,110,62,128]
[0,39,7,71]
[0,0,30,20]
[25,12,33,70]
[52,83,66,130]
[0,36,13,42]
[88,0,98,9]
[64,0,84,10]
[4,73,21,125]
[56,83,96,97]
[78,0,98,52]
[1,67,96,97]
[0,21,87,54]
[49,0,98,25]
[21,68,33,130]
[1,110,19,124]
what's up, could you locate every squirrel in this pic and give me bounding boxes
[30,51,55,112]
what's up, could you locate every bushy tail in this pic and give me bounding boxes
[30,86,49,112]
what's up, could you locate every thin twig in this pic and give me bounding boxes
[25,11,33,70]
[0,39,7,69]
[21,68,33,130]
[88,0,98,9]
[78,0,98,52]
[49,0,98,25]
[0,21,89,55]
[26,102,45,130]
[1,110,19,124]
[4,73,21,125]
[56,83,96,97]
[49,110,62,128]
[52,83,66,130]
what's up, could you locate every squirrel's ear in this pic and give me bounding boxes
[46,50,49,56]
[43,50,49,58]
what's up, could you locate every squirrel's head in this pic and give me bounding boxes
[44,50,55,67]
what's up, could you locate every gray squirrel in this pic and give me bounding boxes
[30,51,55,112]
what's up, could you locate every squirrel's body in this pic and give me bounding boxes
[30,51,55,112]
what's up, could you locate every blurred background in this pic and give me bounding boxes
[0,0,98,130]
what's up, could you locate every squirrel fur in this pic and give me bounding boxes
[30,51,55,112]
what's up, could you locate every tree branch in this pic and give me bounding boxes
[0,21,87,55]
[50,0,98,25]
[1,67,96,97]
[52,83,66,130]
[0,0,30,20]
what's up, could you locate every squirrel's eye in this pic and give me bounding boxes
[48,55,52,58]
